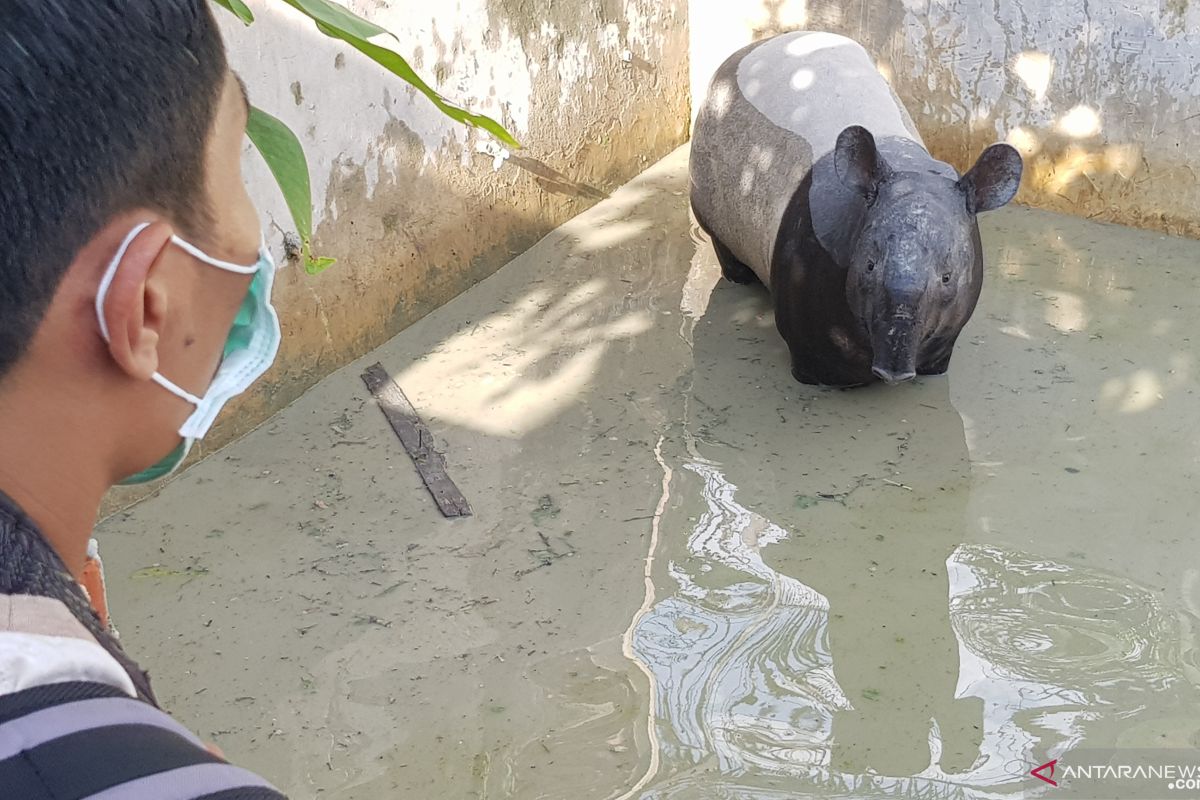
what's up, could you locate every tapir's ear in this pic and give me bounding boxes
[835,125,890,198]
[958,143,1023,213]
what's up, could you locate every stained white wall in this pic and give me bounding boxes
[105,0,691,512]
[688,0,1200,236]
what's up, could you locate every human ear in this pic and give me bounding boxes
[95,222,174,382]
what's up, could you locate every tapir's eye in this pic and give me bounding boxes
[866,260,876,273]
[941,272,952,284]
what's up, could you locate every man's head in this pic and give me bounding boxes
[0,1,265,488]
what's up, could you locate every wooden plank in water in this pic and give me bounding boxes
[360,362,473,518]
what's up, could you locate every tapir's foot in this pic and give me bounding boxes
[721,258,758,285]
[711,238,759,285]
[791,365,820,385]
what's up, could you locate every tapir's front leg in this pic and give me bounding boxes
[712,236,760,285]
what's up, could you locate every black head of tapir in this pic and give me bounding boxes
[834,126,1023,384]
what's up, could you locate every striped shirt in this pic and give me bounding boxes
[0,681,285,799]
[0,597,287,800]
[0,599,288,800]
[1,490,288,799]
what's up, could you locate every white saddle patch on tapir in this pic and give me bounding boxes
[728,31,947,266]
[734,31,922,161]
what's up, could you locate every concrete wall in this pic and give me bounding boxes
[105,0,689,510]
[689,0,1200,236]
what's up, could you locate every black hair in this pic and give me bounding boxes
[0,0,228,377]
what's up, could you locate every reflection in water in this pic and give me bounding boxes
[947,544,1194,789]
[627,461,1200,799]
[616,240,1200,799]
[633,462,844,779]
[951,546,1181,694]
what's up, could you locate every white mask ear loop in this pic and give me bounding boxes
[96,225,265,341]
[95,222,152,344]
[171,234,261,275]
[160,234,266,407]
[95,223,261,409]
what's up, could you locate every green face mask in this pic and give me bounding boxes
[120,441,192,486]
[96,223,282,486]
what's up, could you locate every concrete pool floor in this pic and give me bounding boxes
[99,147,1200,798]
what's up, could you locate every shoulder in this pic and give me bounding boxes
[0,596,287,799]
[0,594,136,696]
[0,681,287,799]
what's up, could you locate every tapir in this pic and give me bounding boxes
[690,31,1023,387]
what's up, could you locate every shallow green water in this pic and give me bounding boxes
[100,148,1200,799]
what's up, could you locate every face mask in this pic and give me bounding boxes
[95,222,282,485]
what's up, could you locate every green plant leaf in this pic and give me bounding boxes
[277,0,387,40]
[212,0,255,24]
[306,256,337,275]
[245,105,335,274]
[245,106,310,241]
[230,0,517,279]
[314,21,520,148]
[276,0,520,148]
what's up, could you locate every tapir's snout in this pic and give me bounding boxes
[871,365,916,385]
[869,310,921,386]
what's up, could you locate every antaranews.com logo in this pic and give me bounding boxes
[1028,750,1200,798]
